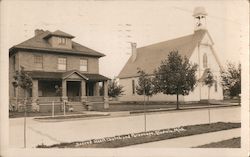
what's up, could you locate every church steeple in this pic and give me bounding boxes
[193,7,207,31]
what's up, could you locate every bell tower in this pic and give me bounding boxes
[193,7,207,31]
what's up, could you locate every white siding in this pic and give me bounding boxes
[118,77,184,102]
[119,33,223,102]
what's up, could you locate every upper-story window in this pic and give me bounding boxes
[59,37,67,45]
[58,57,66,70]
[34,55,43,69]
[80,59,88,72]
[203,53,208,68]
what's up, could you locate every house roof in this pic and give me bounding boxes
[26,71,110,81]
[118,30,207,78]
[9,30,105,57]
[44,30,75,39]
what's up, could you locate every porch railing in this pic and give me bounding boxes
[38,97,61,103]
[87,96,104,102]
[68,97,81,102]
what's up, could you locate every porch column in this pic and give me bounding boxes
[31,79,39,111]
[103,80,109,109]
[94,82,100,96]
[81,80,87,102]
[32,79,38,98]
[62,79,67,101]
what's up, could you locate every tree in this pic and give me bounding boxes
[203,68,214,123]
[12,66,33,148]
[203,68,214,103]
[154,51,198,109]
[136,69,154,132]
[136,69,154,100]
[220,63,241,99]
[107,79,124,98]
[12,66,33,106]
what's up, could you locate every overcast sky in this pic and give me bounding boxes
[3,0,248,78]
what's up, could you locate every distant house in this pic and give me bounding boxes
[9,29,109,112]
[118,7,223,102]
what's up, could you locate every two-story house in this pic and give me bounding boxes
[9,29,110,112]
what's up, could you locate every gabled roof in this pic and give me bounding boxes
[26,71,110,81]
[9,30,105,57]
[44,30,75,39]
[62,70,89,80]
[118,30,207,78]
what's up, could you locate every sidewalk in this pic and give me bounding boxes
[32,104,239,122]
[125,128,240,148]
[130,104,240,114]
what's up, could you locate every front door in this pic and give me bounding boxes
[67,81,81,102]
[86,82,94,96]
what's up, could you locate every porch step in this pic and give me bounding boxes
[200,99,209,103]
[68,102,86,112]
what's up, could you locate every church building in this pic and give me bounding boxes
[118,7,223,102]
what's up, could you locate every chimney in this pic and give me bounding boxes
[131,42,137,62]
[34,29,44,36]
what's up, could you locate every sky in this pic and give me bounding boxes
[2,0,248,78]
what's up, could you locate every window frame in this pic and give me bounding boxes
[80,59,88,72]
[34,54,43,69]
[59,37,67,45]
[57,57,67,71]
[132,80,135,95]
[214,76,218,92]
[203,53,208,68]
[13,55,16,71]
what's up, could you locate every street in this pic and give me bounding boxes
[9,106,240,148]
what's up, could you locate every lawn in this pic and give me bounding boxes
[9,111,83,118]
[34,114,109,120]
[10,100,239,118]
[36,122,240,148]
[93,101,235,112]
[196,137,240,148]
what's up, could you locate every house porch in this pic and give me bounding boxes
[28,70,109,112]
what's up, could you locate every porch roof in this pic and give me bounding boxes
[26,71,110,81]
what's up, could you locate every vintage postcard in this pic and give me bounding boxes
[0,0,249,157]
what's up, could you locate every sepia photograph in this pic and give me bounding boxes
[0,0,249,157]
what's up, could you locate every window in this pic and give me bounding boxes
[58,57,66,70]
[214,76,218,92]
[13,55,16,71]
[203,53,208,68]
[59,37,67,45]
[132,80,135,94]
[214,81,218,92]
[34,55,43,69]
[14,87,16,97]
[80,59,88,72]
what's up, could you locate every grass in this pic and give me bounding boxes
[9,111,84,118]
[36,122,240,148]
[196,137,241,148]
[34,114,108,120]
[94,101,236,112]
[10,99,239,118]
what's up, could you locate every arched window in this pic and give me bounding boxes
[214,76,218,92]
[203,53,208,68]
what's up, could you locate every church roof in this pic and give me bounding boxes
[118,30,207,78]
[9,30,105,57]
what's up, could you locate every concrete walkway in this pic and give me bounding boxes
[9,106,240,148]
[125,128,240,148]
